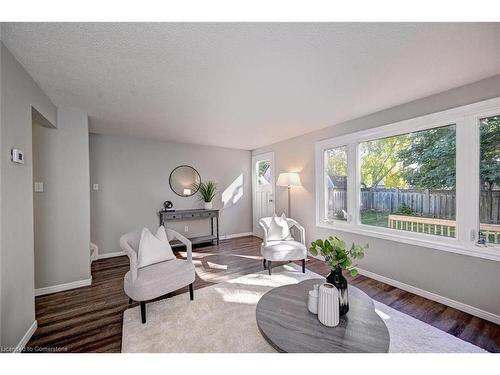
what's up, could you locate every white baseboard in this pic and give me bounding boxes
[97,251,125,259]
[35,277,92,297]
[14,320,37,353]
[357,267,500,325]
[219,232,254,240]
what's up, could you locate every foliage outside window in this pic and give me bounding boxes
[479,115,500,244]
[359,124,457,238]
[325,146,348,221]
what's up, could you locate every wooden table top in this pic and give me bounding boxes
[256,278,390,353]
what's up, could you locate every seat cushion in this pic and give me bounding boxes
[124,259,195,301]
[261,240,307,261]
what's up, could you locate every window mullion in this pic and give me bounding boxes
[347,142,358,224]
[456,117,479,247]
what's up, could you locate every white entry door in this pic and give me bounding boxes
[252,152,275,237]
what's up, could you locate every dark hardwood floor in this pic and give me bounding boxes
[26,236,499,353]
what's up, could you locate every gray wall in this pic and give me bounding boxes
[33,107,91,289]
[1,42,57,349]
[253,74,500,317]
[90,134,252,255]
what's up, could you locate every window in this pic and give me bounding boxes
[479,115,500,245]
[324,146,348,222]
[359,124,456,238]
[315,97,500,261]
[257,160,271,185]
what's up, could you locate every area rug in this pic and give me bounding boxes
[122,264,486,353]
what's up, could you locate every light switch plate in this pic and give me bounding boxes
[34,182,44,193]
[11,149,25,164]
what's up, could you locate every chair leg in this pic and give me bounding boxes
[268,261,272,275]
[189,283,194,301]
[128,298,133,306]
[302,259,306,273]
[140,301,146,324]
[263,259,267,269]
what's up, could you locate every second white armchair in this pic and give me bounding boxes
[258,216,307,275]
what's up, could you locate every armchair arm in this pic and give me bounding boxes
[120,235,138,282]
[258,219,269,246]
[166,228,193,263]
[286,218,306,245]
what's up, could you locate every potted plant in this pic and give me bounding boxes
[309,236,368,315]
[195,181,218,209]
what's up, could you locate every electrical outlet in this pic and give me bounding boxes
[92,183,99,191]
[184,226,189,233]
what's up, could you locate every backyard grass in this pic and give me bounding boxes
[360,210,390,228]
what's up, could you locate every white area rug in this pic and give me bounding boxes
[122,265,486,353]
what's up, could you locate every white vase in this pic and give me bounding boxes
[307,284,320,314]
[317,283,340,327]
[204,201,213,210]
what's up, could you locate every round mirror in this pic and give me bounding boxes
[169,165,201,197]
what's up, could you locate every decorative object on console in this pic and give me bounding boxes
[307,283,320,314]
[163,200,174,212]
[276,172,301,217]
[194,180,218,209]
[317,283,339,327]
[309,236,368,316]
[169,165,201,197]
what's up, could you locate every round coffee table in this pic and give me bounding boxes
[256,278,390,353]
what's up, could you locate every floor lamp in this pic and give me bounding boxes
[276,172,301,218]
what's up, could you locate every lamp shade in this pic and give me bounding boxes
[276,172,301,187]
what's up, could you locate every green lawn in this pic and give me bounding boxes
[360,210,389,228]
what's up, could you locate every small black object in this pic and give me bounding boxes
[163,200,174,211]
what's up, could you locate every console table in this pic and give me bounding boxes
[159,209,220,246]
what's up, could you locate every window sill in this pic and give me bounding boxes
[316,222,500,262]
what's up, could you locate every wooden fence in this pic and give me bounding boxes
[328,188,500,223]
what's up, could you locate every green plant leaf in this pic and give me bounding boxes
[350,269,359,277]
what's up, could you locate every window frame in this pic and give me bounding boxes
[315,97,500,262]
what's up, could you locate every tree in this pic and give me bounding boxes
[479,116,500,221]
[397,125,456,189]
[480,116,500,191]
[326,147,347,179]
[360,136,409,188]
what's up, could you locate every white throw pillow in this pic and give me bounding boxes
[137,227,175,268]
[155,225,169,243]
[267,213,292,241]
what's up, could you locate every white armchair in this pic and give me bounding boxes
[120,228,195,324]
[258,217,307,275]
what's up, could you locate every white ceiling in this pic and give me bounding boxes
[2,23,500,150]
